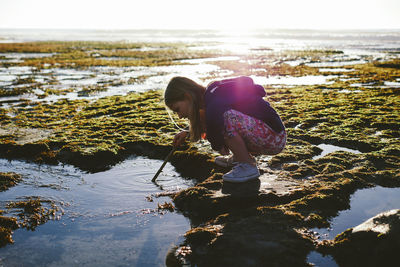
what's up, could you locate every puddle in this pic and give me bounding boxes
[98,57,139,61]
[318,68,355,72]
[384,81,400,88]
[0,66,34,75]
[337,89,362,93]
[306,60,367,67]
[0,53,54,64]
[250,75,336,86]
[0,56,229,105]
[307,251,338,267]
[0,156,194,266]
[284,60,304,67]
[311,186,400,240]
[313,144,361,160]
[178,56,240,64]
[350,82,377,88]
[307,186,400,266]
[0,52,55,59]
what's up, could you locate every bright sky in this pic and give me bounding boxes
[1,0,399,30]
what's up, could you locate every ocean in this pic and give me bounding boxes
[1,28,400,51]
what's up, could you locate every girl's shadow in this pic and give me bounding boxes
[221,178,261,196]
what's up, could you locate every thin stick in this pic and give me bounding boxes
[152,147,176,182]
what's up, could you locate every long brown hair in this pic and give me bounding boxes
[164,77,205,141]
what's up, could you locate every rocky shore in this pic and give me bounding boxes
[0,41,399,265]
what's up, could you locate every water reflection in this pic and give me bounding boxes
[0,157,194,266]
[312,186,400,240]
[307,186,400,266]
[307,251,338,267]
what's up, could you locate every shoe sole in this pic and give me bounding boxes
[214,159,234,168]
[223,173,260,183]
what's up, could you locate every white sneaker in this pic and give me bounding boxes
[214,155,236,167]
[222,163,260,183]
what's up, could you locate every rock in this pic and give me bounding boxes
[173,171,304,219]
[180,207,314,267]
[0,172,22,191]
[323,209,400,267]
[172,171,315,266]
[0,126,53,145]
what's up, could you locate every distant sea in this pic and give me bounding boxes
[1,28,400,52]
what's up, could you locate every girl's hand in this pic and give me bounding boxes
[173,131,189,147]
[219,145,230,155]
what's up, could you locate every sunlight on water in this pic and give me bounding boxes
[319,68,355,72]
[306,60,368,67]
[0,28,400,265]
[313,144,361,160]
[251,75,336,86]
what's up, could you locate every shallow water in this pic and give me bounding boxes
[0,157,194,266]
[307,251,338,267]
[1,29,400,265]
[312,186,400,240]
[251,75,336,86]
[313,144,361,160]
[307,186,400,266]
[0,59,225,105]
[1,29,399,107]
[318,68,355,72]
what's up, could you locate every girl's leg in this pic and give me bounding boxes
[223,109,286,156]
[224,134,256,166]
[221,110,263,182]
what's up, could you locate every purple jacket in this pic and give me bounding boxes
[204,76,285,151]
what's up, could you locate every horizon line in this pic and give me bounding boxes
[1,27,400,32]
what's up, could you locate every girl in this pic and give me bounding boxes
[164,76,286,183]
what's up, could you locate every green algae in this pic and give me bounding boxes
[0,90,185,171]
[6,197,60,231]
[157,202,175,212]
[0,197,60,247]
[180,207,314,266]
[0,210,19,247]
[0,41,222,69]
[0,42,399,264]
[0,226,14,247]
[0,172,22,191]
[167,56,399,265]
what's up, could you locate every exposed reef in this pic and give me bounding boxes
[0,172,22,192]
[0,42,399,265]
[0,173,60,247]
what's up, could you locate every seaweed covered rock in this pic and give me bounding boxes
[0,90,180,172]
[182,208,314,267]
[6,197,60,230]
[0,172,22,191]
[0,197,61,247]
[321,209,400,266]
[0,213,19,247]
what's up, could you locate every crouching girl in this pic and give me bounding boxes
[164,76,286,183]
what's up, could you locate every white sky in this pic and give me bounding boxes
[0,0,399,30]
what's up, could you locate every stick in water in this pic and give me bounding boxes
[152,147,176,182]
